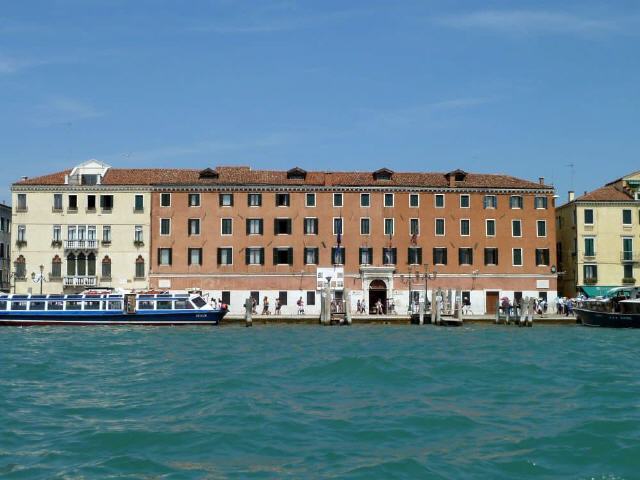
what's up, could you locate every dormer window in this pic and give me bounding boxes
[287,167,307,180]
[199,168,219,179]
[81,174,98,185]
[373,168,393,181]
[446,169,468,183]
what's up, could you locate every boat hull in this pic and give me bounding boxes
[0,310,227,326]
[575,308,640,328]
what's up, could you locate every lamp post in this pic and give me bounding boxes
[31,264,44,294]
[423,263,438,309]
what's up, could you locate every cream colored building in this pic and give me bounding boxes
[11,160,150,294]
[556,171,640,297]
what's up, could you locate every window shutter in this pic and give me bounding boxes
[168,249,172,265]
[199,249,203,265]
[245,248,250,265]
[392,248,397,264]
[259,220,264,235]
[287,248,293,266]
[494,249,498,265]
[260,248,265,265]
[246,219,250,235]
[157,248,162,266]
[273,248,278,265]
[417,248,422,265]
[216,248,222,265]
[314,218,318,233]
[274,219,278,235]
[287,219,292,234]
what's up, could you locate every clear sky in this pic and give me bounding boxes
[1,0,638,204]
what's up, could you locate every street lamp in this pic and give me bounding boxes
[424,264,438,310]
[31,264,44,294]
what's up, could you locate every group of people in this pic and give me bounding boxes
[255,296,306,315]
[556,297,576,316]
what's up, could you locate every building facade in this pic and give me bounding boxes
[11,160,150,294]
[0,203,11,292]
[556,172,640,297]
[149,166,558,314]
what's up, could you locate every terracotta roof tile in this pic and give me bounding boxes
[575,182,633,202]
[14,166,552,190]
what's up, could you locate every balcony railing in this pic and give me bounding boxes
[63,276,97,287]
[620,252,640,262]
[64,239,98,250]
[581,252,596,261]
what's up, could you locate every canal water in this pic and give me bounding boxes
[1,325,638,479]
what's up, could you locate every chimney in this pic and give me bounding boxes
[568,191,575,202]
[20,176,28,182]
[539,177,545,185]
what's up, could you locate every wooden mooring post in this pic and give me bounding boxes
[244,297,253,327]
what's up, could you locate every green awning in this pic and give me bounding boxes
[580,286,617,297]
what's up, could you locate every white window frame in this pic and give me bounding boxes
[435,218,445,236]
[409,193,419,208]
[434,194,445,208]
[512,219,522,238]
[247,247,263,265]
[160,218,171,236]
[384,218,394,236]
[188,193,201,207]
[584,236,596,257]
[305,193,316,208]
[304,217,318,235]
[512,248,523,267]
[159,248,172,266]
[536,220,547,238]
[360,193,370,208]
[384,193,394,208]
[460,194,470,208]
[333,193,343,207]
[485,219,496,237]
[460,218,470,237]
[332,217,343,235]
[219,247,233,266]
[220,193,233,207]
[622,209,632,226]
[409,218,420,236]
[188,218,201,236]
[220,218,233,236]
[360,217,371,236]
[584,209,594,226]
[160,193,171,207]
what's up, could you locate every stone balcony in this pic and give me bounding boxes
[64,239,98,250]
[63,276,97,287]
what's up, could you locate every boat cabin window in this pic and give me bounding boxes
[48,300,64,310]
[156,300,172,310]
[107,301,122,310]
[66,301,82,310]
[174,299,194,309]
[138,300,154,310]
[192,296,206,308]
[29,301,46,311]
[11,301,28,310]
[84,300,101,310]
[0,300,6,310]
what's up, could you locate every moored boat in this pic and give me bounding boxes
[0,292,227,326]
[575,287,640,328]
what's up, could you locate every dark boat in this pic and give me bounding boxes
[575,287,640,328]
[0,292,227,326]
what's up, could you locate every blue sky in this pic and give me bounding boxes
[1,0,638,204]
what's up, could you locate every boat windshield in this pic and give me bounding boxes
[192,296,207,308]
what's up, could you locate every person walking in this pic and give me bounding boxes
[262,296,270,315]
[297,296,305,314]
[275,298,282,315]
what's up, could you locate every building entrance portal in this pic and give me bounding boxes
[369,279,387,314]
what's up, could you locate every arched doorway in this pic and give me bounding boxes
[369,279,387,314]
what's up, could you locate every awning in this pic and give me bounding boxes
[579,286,617,297]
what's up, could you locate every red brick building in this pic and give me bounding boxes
[149,166,557,314]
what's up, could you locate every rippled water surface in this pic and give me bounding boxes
[1,324,639,479]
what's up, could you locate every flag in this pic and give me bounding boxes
[336,212,342,246]
[410,232,417,245]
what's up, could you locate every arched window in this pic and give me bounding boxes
[14,255,26,279]
[101,256,111,279]
[135,255,145,279]
[77,253,86,276]
[67,253,76,276]
[51,255,62,278]
[87,253,96,276]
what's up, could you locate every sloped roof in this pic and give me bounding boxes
[575,180,634,202]
[14,166,551,190]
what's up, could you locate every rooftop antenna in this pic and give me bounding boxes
[566,163,575,191]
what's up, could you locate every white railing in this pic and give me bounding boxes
[63,276,97,287]
[64,239,98,250]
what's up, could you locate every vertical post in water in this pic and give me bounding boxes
[244,297,253,327]
[527,297,534,327]
[430,289,436,325]
[321,284,331,325]
[519,297,527,326]
[495,300,500,324]
[418,298,425,325]
[435,293,442,325]
[344,288,352,325]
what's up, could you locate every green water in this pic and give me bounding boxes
[1,325,638,479]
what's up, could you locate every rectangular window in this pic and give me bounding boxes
[460,219,470,236]
[53,193,63,211]
[304,247,319,265]
[52,225,61,242]
[246,219,263,235]
[51,260,61,278]
[408,247,422,265]
[483,195,497,209]
[100,195,113,211]
[512,220,522,237]
[221,291,231,305]
[188,219,200,236]
[433,247,447,265]
[305,193,315,207]
[623,209,632,225]
[307,291,316,306]
[333,217,343,235]
[278,291,288,306]
[535,196,548,209]
[274,218,292,235]
[360,218,370,235]
[17,193,26,210]
[384,218,394,236]
[17,225,26,242]
[221,218,233,235]
[622,237,633,261]
[276,193,290,207]
[513,248,523,266]
[158,248,172,266]
[359,247,373,265]
[103,225,111,243]
[435,218,445,236]
[304,218,318,235]
[333,193,343,207]
[187,248,202,265]
[435,194,444,208]
[382,247,397,265]
[188,193,200,207]
[246,247,264,265]
[160,193,171,207]
[87,195,96,211]
[584,237,595,257]
[624,263,633,279]
[486,219,496,237]
[384,193,394,207]
[584,264,598,282]
[360,193,370,207]
[484,248,499,266]
[410,218,419,236]
[458,248,473,265]
[134,225,143,243]
[160,218,171,236]
[217,247,233,265]
[460,194,470,208]
[510,196,523,209]
[273,247,293,265]
[219,193,233,207]
[68,195,78,210]
[537,220,547,237]
[409,193,419,208]
[584,209,594,225]
[331,246,345,265]
[135,259,145,279]
[535,248,550,266]
[248,193,262,207]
